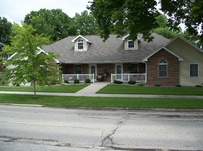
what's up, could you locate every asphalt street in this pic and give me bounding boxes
[0,104,203,151]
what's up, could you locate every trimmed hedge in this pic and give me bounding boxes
[114,80,123,84]
[85,79,91,83]
[74,79,80,84]
[128,80,136,85]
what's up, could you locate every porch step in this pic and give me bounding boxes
[75,82,109,95]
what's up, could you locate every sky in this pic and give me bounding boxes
[0,0,90,24]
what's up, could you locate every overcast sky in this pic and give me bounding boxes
[0,0,90,24]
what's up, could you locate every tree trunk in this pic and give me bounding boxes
[33,80,37,99]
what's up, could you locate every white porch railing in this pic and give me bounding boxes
[111,73,146,83]
[62,74,95,83]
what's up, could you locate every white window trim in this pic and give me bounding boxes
[158,60,168,78]
[126,40,138,50]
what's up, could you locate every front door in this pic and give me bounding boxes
[89,64,97,81]
[115,64,123,81]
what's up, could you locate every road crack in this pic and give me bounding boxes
[101,111,127,148]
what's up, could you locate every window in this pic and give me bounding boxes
[130,64,138,73]
[128,40,134,48]
[75,65,82,74]
[159,60,167,77]
[78,39,83,49]
[1,53,9,59]
[190,64,198,77]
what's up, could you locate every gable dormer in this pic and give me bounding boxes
[71,35,92,51]
[122,34,140,50]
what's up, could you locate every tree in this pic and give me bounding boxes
[153,14,180,39]
[2,23,59,98]
[88,0,159,41]
[24,9,76,41]
[89,0,203,42]
[0,17,12,44]
[73,10,99,35]
[161,0,203,42]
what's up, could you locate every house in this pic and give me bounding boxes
[42,33,203,86]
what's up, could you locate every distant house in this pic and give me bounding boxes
[42,33,203,86]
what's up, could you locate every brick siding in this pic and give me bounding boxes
[147,49,180,86]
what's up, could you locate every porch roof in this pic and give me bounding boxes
[42,33,170,64]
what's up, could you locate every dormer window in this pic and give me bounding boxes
[78,39,83,49]
[72,35,92,51]
[122,34,140,50]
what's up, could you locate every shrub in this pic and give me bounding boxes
[74,79,80,84]
[136,82,144,86]
[64,80,69,83]
[154,84,160,87]
[12,82,20,86]
[114,80,123,84]
[175,84,181,87]
[195,85,202,87]
[128,80,136,85]
[85,79,91,83]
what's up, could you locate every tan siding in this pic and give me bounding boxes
[166,38,203,86]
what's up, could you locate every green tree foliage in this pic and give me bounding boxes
[153,14,179,39]
[73,10,99,35]
[89,0,203,43]
[154,28,178,39]
[24,9,76,41]
[161,0,203,42]
[2,23,59,98]
[153,14,203,49]
[89,0,158,41]
[0,17,12,44]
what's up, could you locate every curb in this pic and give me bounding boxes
[2,103,201,113]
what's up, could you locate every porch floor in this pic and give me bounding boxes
[75,82,109,95]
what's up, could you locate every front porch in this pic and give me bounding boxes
[62,73,146,83]
[61,63,146,82]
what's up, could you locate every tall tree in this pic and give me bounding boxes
[0,17,12,45]
[161,0,203,42]
[24,9,76,41]
[153,14,180,39]
[89,0,159,41]
[2,23,59,98]
[89,0,203,42]
[73,10,98,35]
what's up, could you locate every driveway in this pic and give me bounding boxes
[0,104,203,151]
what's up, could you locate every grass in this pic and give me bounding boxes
[97,85,203,95]
[0,85,88,93]
[0,94,203,109]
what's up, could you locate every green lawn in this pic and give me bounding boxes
[97,85,203,95]
[0,94,203,109]
[0,85,87,93]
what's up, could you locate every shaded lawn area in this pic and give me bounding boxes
[0,85,87,93]
[97,85,203,95]
[0,94,203,109]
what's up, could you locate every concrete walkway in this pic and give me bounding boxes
[75,82,109,95]
[0,82,203,99]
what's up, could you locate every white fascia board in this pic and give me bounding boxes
[71,35,92,43]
